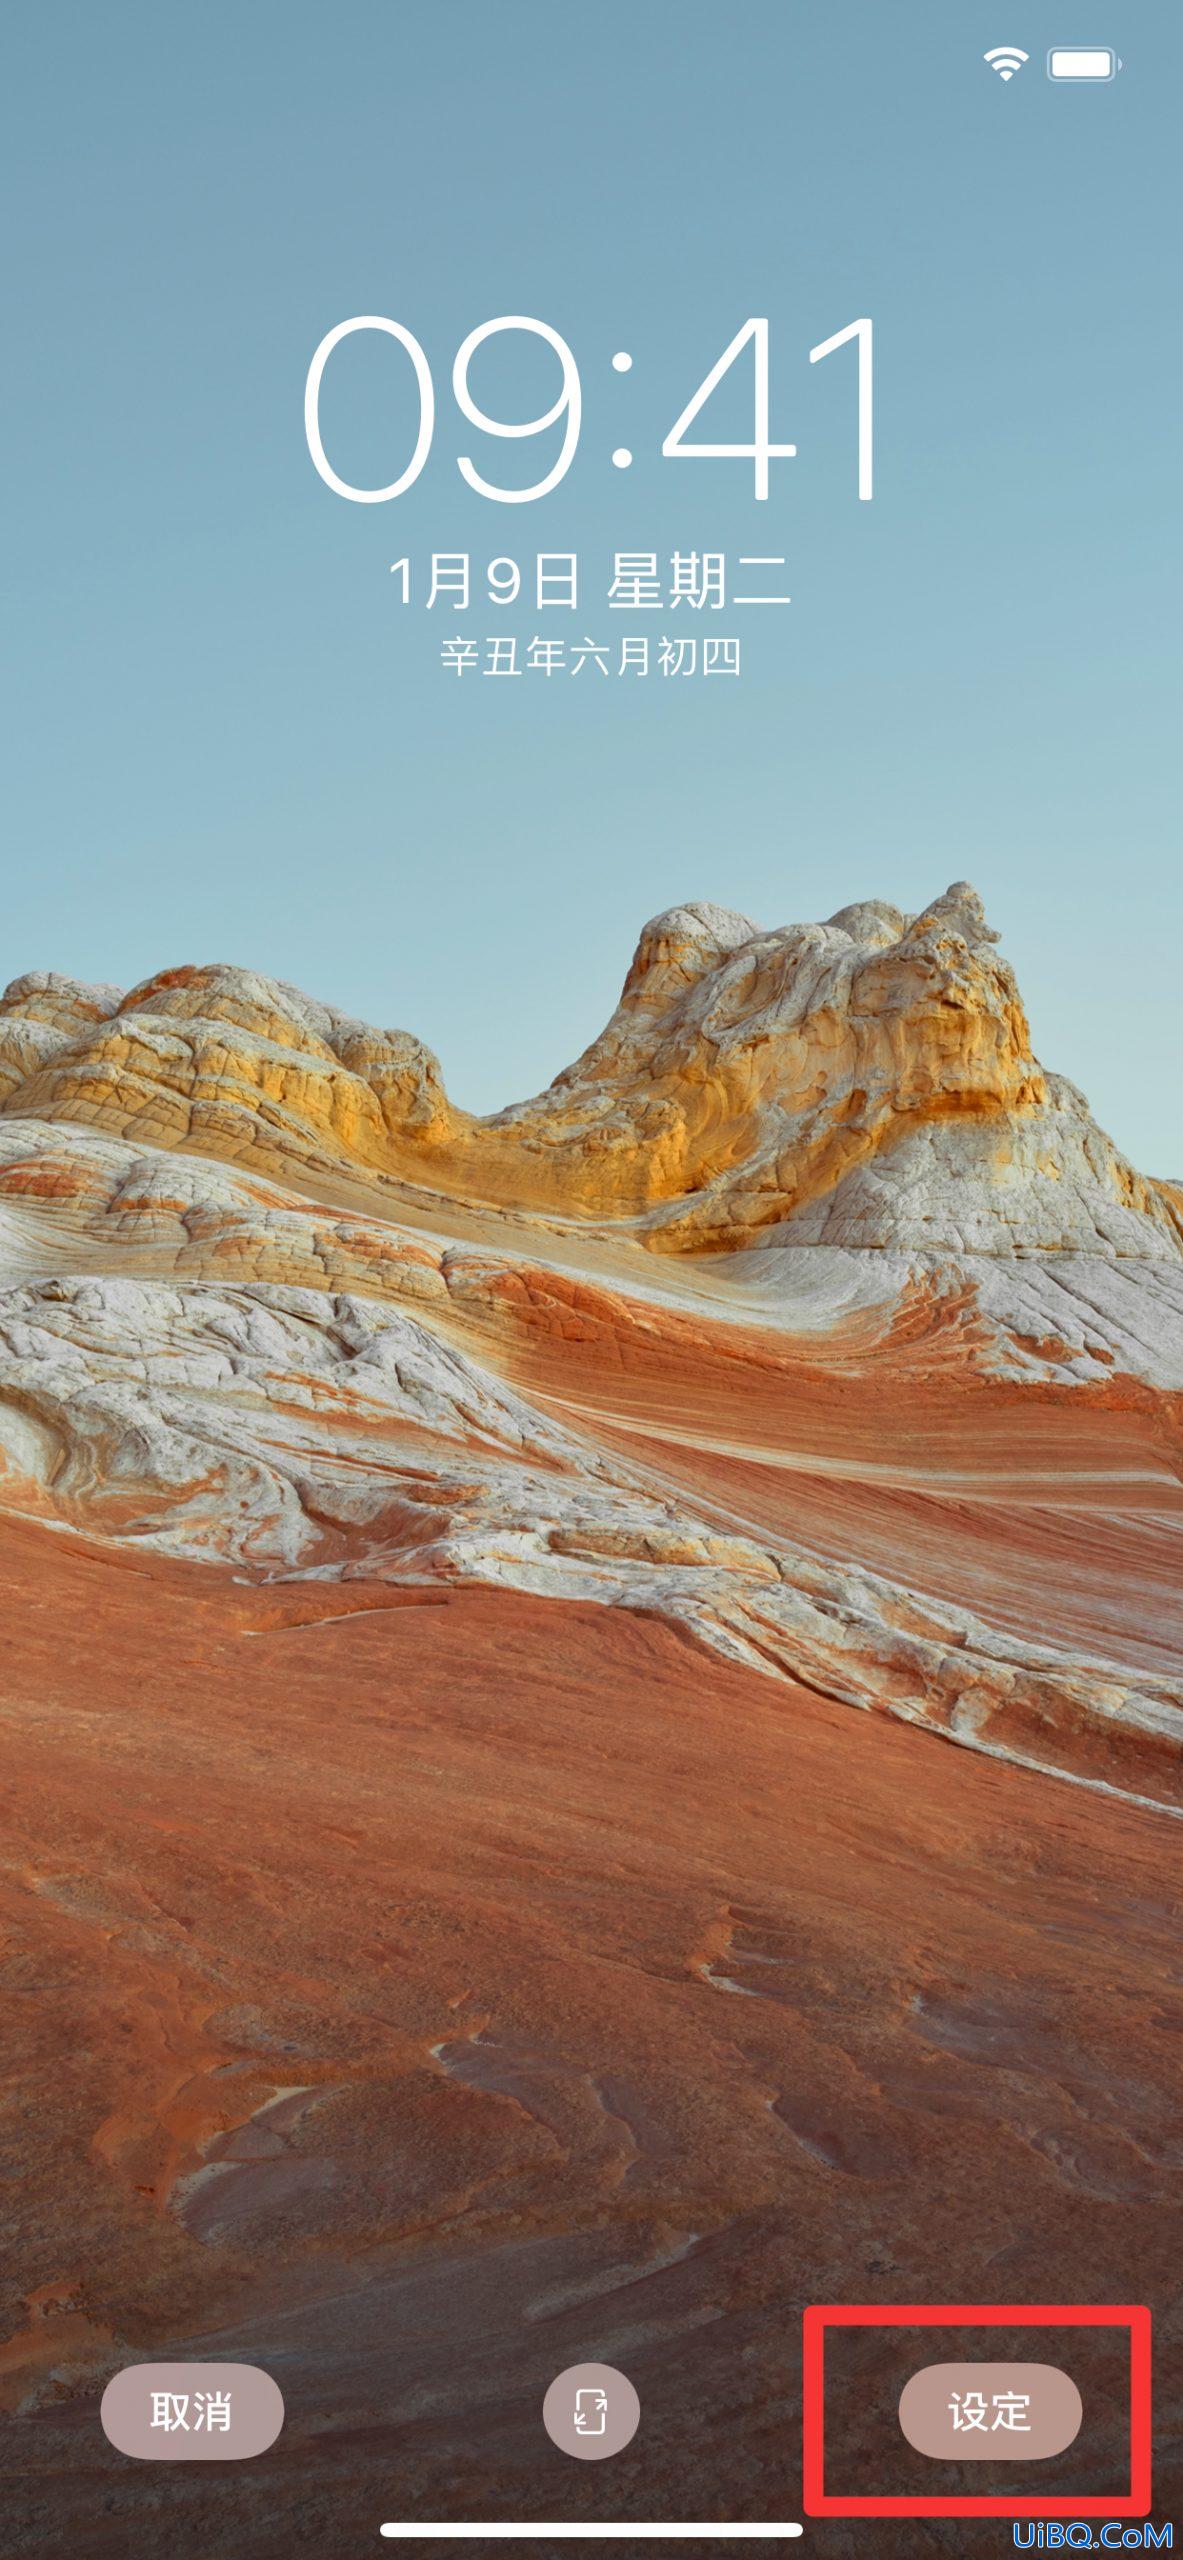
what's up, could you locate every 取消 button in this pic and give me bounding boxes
[100,2362,284,2460]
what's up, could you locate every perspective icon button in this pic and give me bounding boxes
[542,2362,641,2460]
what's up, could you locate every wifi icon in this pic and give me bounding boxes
[984,45,1029,80]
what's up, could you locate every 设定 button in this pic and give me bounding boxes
[899,2361,1083,2461]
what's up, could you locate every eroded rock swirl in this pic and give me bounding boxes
[1,881,1180,1810]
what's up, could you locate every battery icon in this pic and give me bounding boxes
[1047,46,1122,78]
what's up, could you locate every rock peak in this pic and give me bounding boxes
[622,901,760,1003]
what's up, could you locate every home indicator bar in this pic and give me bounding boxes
[379,2528,805,2542]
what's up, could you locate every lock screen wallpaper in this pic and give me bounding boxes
[1,4,1180,2554]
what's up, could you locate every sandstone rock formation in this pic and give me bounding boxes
[2,886,1181,2555]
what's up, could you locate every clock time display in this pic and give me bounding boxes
[304,313,873,507]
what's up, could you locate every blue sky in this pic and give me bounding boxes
[4,1,1179,1170]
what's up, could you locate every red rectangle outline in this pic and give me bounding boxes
[802,2301,1152,2518]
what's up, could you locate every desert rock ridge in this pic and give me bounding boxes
[3,881,1179,1253]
